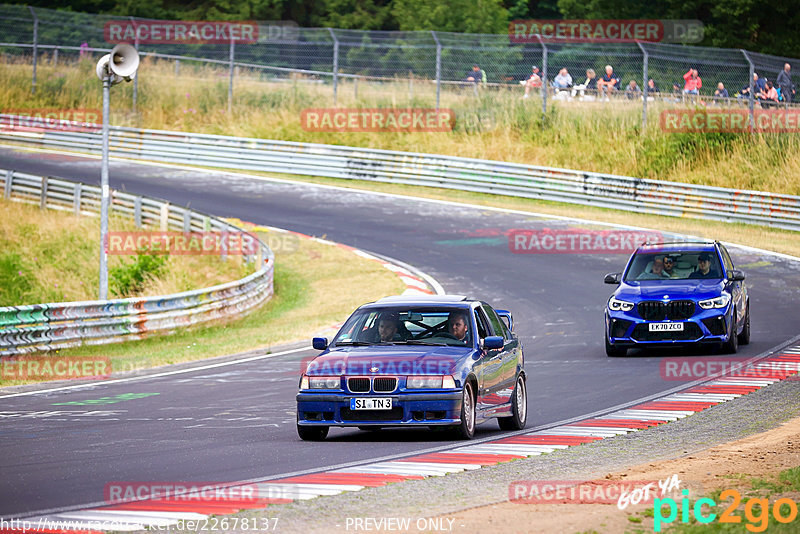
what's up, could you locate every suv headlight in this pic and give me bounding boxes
[699,294,731,310]
[608,297,634,312]
[300,376,341,390]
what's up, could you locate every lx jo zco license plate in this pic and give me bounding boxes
[649,322,684,332]
[350,397,392,410]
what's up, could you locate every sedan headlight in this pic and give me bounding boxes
[608,297,634,312]
[300,376,341,390]
[407,375,456,389]
[698,294,731,310]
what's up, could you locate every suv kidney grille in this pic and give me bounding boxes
[638,300,696,321]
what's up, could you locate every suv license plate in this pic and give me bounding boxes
[351,397,392,410]
[649,322,684,332]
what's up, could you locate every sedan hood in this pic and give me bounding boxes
[306,344,468,376]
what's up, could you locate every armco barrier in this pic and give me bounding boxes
[0,169,274,356]
[1,115,799,231]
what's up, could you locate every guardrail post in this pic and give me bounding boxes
[160,202,169,231]
[130,17,139,113]
[741,50,755,132]
[28,6,38,95]
[182,210,191,233]
[4,170,12,199]
[203,215,210,231]
[354,76,358,99]
[74,182,82,216]
[134,196,142,227]
[636,41,648,132]
[53,47,58,66]
[535,34,547,120]
[40,176,48,210]
[228,36,235,114]
[432,31,441,111]
[329,28,339,105]
[175,59,180,77]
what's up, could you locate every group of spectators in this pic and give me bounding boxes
[491,62,797,106]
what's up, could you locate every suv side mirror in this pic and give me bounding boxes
[729,269,746,282]
[312,337,328,350]
[604,272,622,284]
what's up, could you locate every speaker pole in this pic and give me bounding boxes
[99,73,111,300]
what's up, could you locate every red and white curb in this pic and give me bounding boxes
[11,346,800,533]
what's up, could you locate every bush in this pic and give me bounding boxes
[110,252,168,297]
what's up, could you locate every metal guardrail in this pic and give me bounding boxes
[1,115,799,232]
[0,168,274,356]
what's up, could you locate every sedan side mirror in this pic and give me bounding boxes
[312,337,328,350]
[604,272,622,284]
[483,336,504,350]
[729,269,746,282]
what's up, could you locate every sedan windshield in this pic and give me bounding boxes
[625,251,722,281]
[333,306,473,347]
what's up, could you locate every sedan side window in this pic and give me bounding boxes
[473,309,490,339]
[482,305,510,340]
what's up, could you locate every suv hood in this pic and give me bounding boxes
[616,279,725,301]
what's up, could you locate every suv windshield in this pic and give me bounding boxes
[333,306,473,347]
[624,251,722,281]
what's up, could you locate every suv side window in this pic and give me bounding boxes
[481,304,511,340]
[719,245,735,276]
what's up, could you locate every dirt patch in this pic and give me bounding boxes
[410,416,800,533]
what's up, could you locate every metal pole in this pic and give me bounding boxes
[130,17,139,113]
[228,38,235,114]
[28,6,38,95]
[432,31,441,112]
[99,75,111,300]
[329,28,339,105]
[741,50,755,132]
[636,41,648,131]
[536,34,547,119]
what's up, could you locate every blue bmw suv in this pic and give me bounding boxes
[604,241,750,357]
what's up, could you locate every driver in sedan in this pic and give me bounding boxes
[448,311,469,342]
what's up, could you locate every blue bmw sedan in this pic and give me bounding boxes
[604,241,750,357]
[296,295,526,440]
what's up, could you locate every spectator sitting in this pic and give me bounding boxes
[645,78,659,101]
[522,65,542,99]
[596,65,621,101]
[777,63,795,104]
[571,68,597,100]
[738,73,759,100]
[760,80,779,107]
[464,64,486,85]
[713,82,729,105]
[552,68,573,89]
[670,83,682,102]
[683,68,702,95]
[625,80,641,100]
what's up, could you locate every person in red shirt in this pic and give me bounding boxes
[523,65,542,99]
[683,68,702,95]
[759,81,779,107]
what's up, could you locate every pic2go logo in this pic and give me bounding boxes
[654,489,798,532]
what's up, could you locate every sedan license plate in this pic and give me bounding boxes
[350,397,392,410]
[649,322,684,332]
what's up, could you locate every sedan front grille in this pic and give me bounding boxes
[347,377,370,393]
[373,377,397,392]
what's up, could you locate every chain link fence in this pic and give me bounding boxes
[1,4,799,127]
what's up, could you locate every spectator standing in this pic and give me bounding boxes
[777,63,795,104]
[596,65,621,100]
[683,68,702,95]
[522,65,541,99]
[625,80,641,100]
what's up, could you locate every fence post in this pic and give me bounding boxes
[636,41,648,131]
[354,76,358,99]
[535,34,547,119]
[4,170,12,199]
[329,28,339,105]
[129,17,139,113]
[741,50,755,132]
[28,6,38,95]
[53,47,58,66]
[432,31,441,112]
[228,37,235,114]
[74,182,82,216]
[175,59,180,77]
